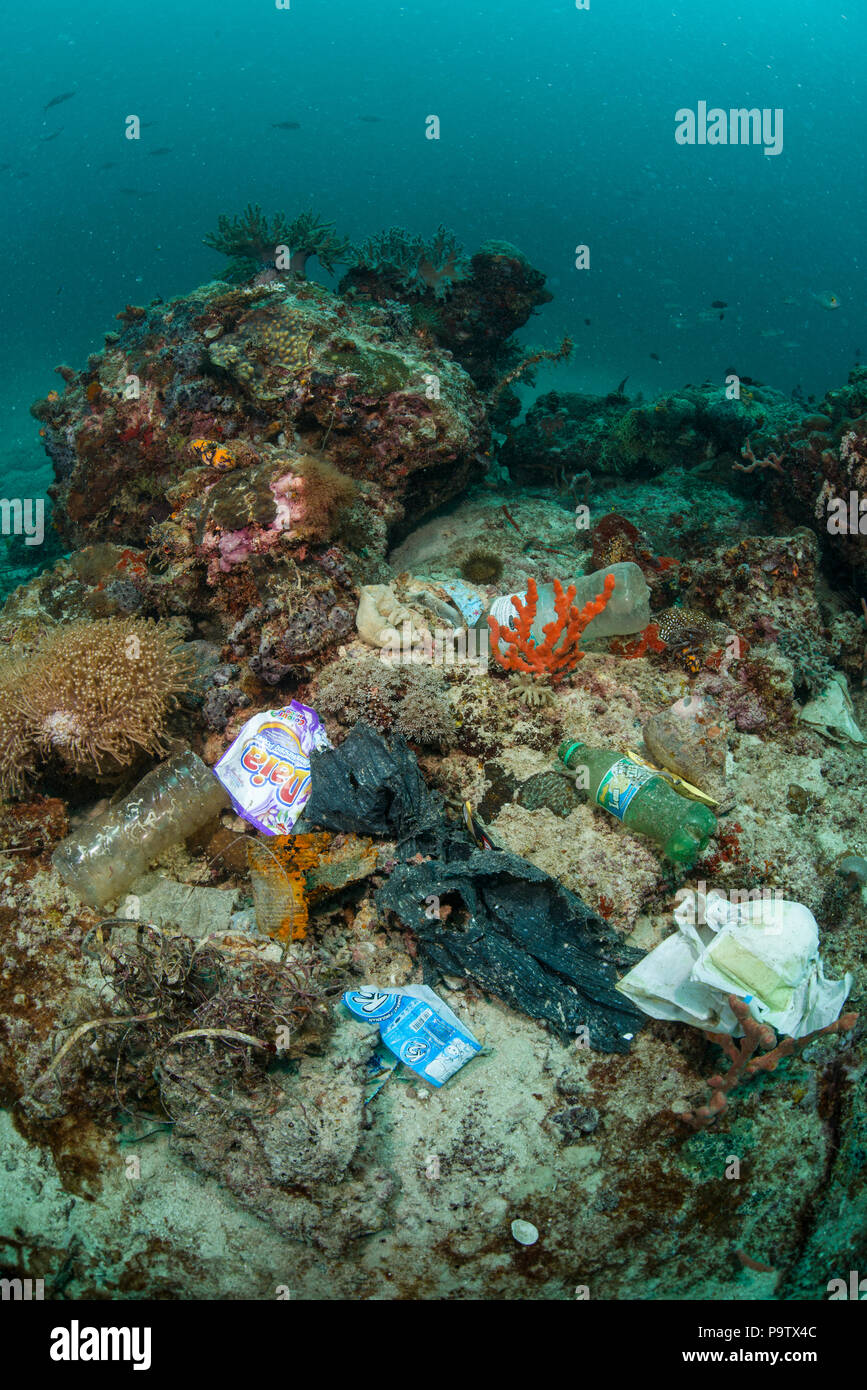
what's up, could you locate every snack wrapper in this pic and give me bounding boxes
[343,985,481,1087]
[213,701,330,834]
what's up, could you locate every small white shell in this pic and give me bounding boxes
[511,1219,539,1246]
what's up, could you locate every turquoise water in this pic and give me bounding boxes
[1,2,863,486]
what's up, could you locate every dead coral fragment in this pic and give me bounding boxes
[681,994,858,1130]
[5,618,193,790]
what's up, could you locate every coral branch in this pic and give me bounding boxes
[681,995,858,1130]
[733,438,785,475]
[488,573,615,682]
[489,336,573,404]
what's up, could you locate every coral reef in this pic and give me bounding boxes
[0,618,192,796]
[500,382,804,487]
[488,574,616,680]
[204,203,352,281]
[314,651,455,749]
[4,209,867,1305]
[681,995,858,1131]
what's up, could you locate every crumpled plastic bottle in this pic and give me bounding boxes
[485,561,651,640]
[52,750,229,909]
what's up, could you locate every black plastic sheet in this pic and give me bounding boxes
[300,722,645,1051]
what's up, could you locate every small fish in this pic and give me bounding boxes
[358,115,383,123]
[98,161,117,170]
[760,328,784,338]
[650,352,661,363]
[119,187,155,196]
[584,318,591,326]
[461,801,498,852]
[149,146,172,155]
[711,300,727,309]
[271,121,301,130]
[812,290,841,310]
[616,375,629,395]
[40,129,63,142]
[141,121,158,128]
[43,91,76,111]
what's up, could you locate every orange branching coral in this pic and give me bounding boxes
[488,574,616,682]
[0,619,193,796]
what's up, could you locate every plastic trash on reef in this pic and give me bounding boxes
[343,985,482,1087]
[213,700,330,833]
[616,889,852,1038]
[559,739,717,867]
[52,750,230,910]
[483,561,650,640]
[299,722,646,1051]
[798,673,867,747]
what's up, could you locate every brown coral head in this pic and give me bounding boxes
[292,453,358,542]
[460,548,504,585]
[14,618,194,781]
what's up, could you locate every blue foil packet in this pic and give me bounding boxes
[343,985,481,1087]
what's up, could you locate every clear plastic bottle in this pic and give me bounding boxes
[52,750,229,909]
[559,739,717,866]
[484,561,650,641]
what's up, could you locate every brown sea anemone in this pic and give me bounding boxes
[0,663,37,800]
[460,548,504,585]
[0,618,193,796]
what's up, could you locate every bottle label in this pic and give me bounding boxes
[596,758,660,820]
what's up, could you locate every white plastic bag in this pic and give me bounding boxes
[616,890,851,1038]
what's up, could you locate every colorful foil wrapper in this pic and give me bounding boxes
[213,701,330,834]
[343,985,482,1087]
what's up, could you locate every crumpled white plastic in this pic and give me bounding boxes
[799,673,867,746]
[616,890,851,1038]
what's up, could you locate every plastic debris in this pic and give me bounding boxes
[616,889,852,1038]
[559,739,717,866]
[302,723,645,1051]
[52,751,229,909]
[214,700,330,833]
[486,561,650,641]
[379,847,644,1050]
[798,673,867,746]
[248,831,377,941]
[299,721,444,840]
[343,985,481,1087]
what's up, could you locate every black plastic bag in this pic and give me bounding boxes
[300,722,644,1051]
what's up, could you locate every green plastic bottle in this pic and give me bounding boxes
[558,739,717,867]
